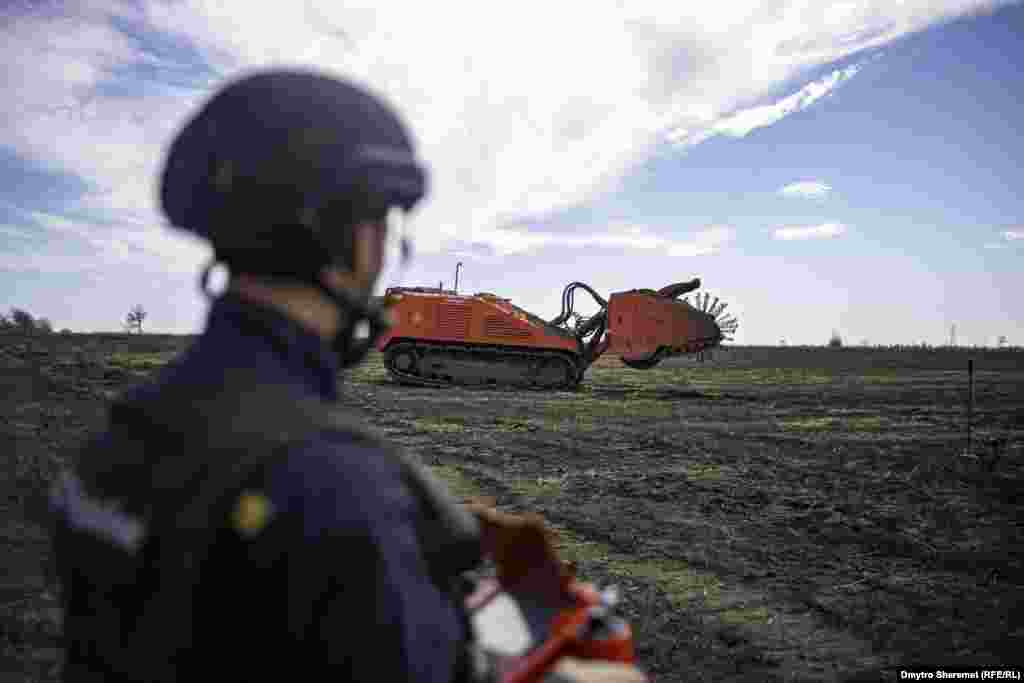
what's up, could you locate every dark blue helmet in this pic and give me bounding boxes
[160,68,427,275]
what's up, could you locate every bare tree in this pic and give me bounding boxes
[10,308,35,333]
[828,330,843,348]
[125,305,148,334]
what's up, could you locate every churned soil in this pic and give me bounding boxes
[2,334,1022,681]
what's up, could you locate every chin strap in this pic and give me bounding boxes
[198,259,396,369]
[314,278,394,368]
[313,227,412,368]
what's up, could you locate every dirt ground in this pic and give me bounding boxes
[2,334,1022,682]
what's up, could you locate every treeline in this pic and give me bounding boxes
[0,308,71,335]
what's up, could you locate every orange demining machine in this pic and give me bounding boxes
[374,278,738,390]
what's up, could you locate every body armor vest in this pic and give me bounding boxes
[52,367,483,681]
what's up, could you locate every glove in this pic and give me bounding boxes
[464,504,571,606]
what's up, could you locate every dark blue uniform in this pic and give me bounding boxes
[50,293,467,682]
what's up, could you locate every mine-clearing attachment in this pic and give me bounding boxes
[374,278,737,389]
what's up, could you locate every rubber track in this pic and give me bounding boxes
[383,341,581,390]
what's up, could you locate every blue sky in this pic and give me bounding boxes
[1,1,1021,345]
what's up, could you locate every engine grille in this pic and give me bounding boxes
[484,315,532,339]
[437,304,471,337]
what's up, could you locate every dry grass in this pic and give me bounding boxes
[106,351,175,370]
[3,340,1021,682]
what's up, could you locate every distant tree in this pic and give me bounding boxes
[828,330,843,348]
[60,328,73,335]
[10,308,35,333]
[125,304,148,334]
[36,318,53,334]
[998,335,1009,348]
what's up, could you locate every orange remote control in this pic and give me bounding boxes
[466,575,635,683]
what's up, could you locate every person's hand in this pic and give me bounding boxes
[551,658,649,683]
[466,506,648,683]
[464,504,569,604]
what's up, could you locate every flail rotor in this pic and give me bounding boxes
[683,291,739,342]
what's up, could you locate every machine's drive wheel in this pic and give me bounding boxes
[385,343,418,373]
[537,356,575,388]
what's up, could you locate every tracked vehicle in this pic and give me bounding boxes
[374,278,737,389]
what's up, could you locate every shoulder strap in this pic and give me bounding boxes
[311,406,483,584]
[115,369,480,571]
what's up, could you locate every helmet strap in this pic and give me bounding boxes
[196,211,411,369]
[313,277,392,368]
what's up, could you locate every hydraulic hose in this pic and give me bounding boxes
[657,279,701,300]
[549,282,608,328]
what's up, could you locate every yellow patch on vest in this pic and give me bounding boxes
[232,491,274,538]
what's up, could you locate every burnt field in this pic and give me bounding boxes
[2,334,1022,682]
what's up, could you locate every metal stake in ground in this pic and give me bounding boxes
[966,358,974,457]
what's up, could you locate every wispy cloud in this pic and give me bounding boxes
[668,63,861,146]
[0,225,43,241]
[772,222,847,240]
[3,208,208,275]
[985,228,1023,249]
[450,224,735,260]
[0,1,1015,273]
[779,180,832,197]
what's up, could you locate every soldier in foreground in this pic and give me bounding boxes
[47,69,647,683]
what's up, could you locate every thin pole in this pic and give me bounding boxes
[967,358,974,455]
[455,262,463,294]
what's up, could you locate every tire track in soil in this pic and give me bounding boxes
[347,399,889,682]
[3,343,1021,682]
[434,448,886,681]
[342,364,1023,681]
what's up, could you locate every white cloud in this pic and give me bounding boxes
[772,222,847,240]
[0,251,100,274]
[983,229,1022,249]
[667,226,737,256]
[4,208,210,275]
[0,225,43,241]
[779,180,832,197]
[669,63,862,144]
[0,0,1015,276]
[452,224,734,259]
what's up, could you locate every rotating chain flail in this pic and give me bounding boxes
[682,291,739,342]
